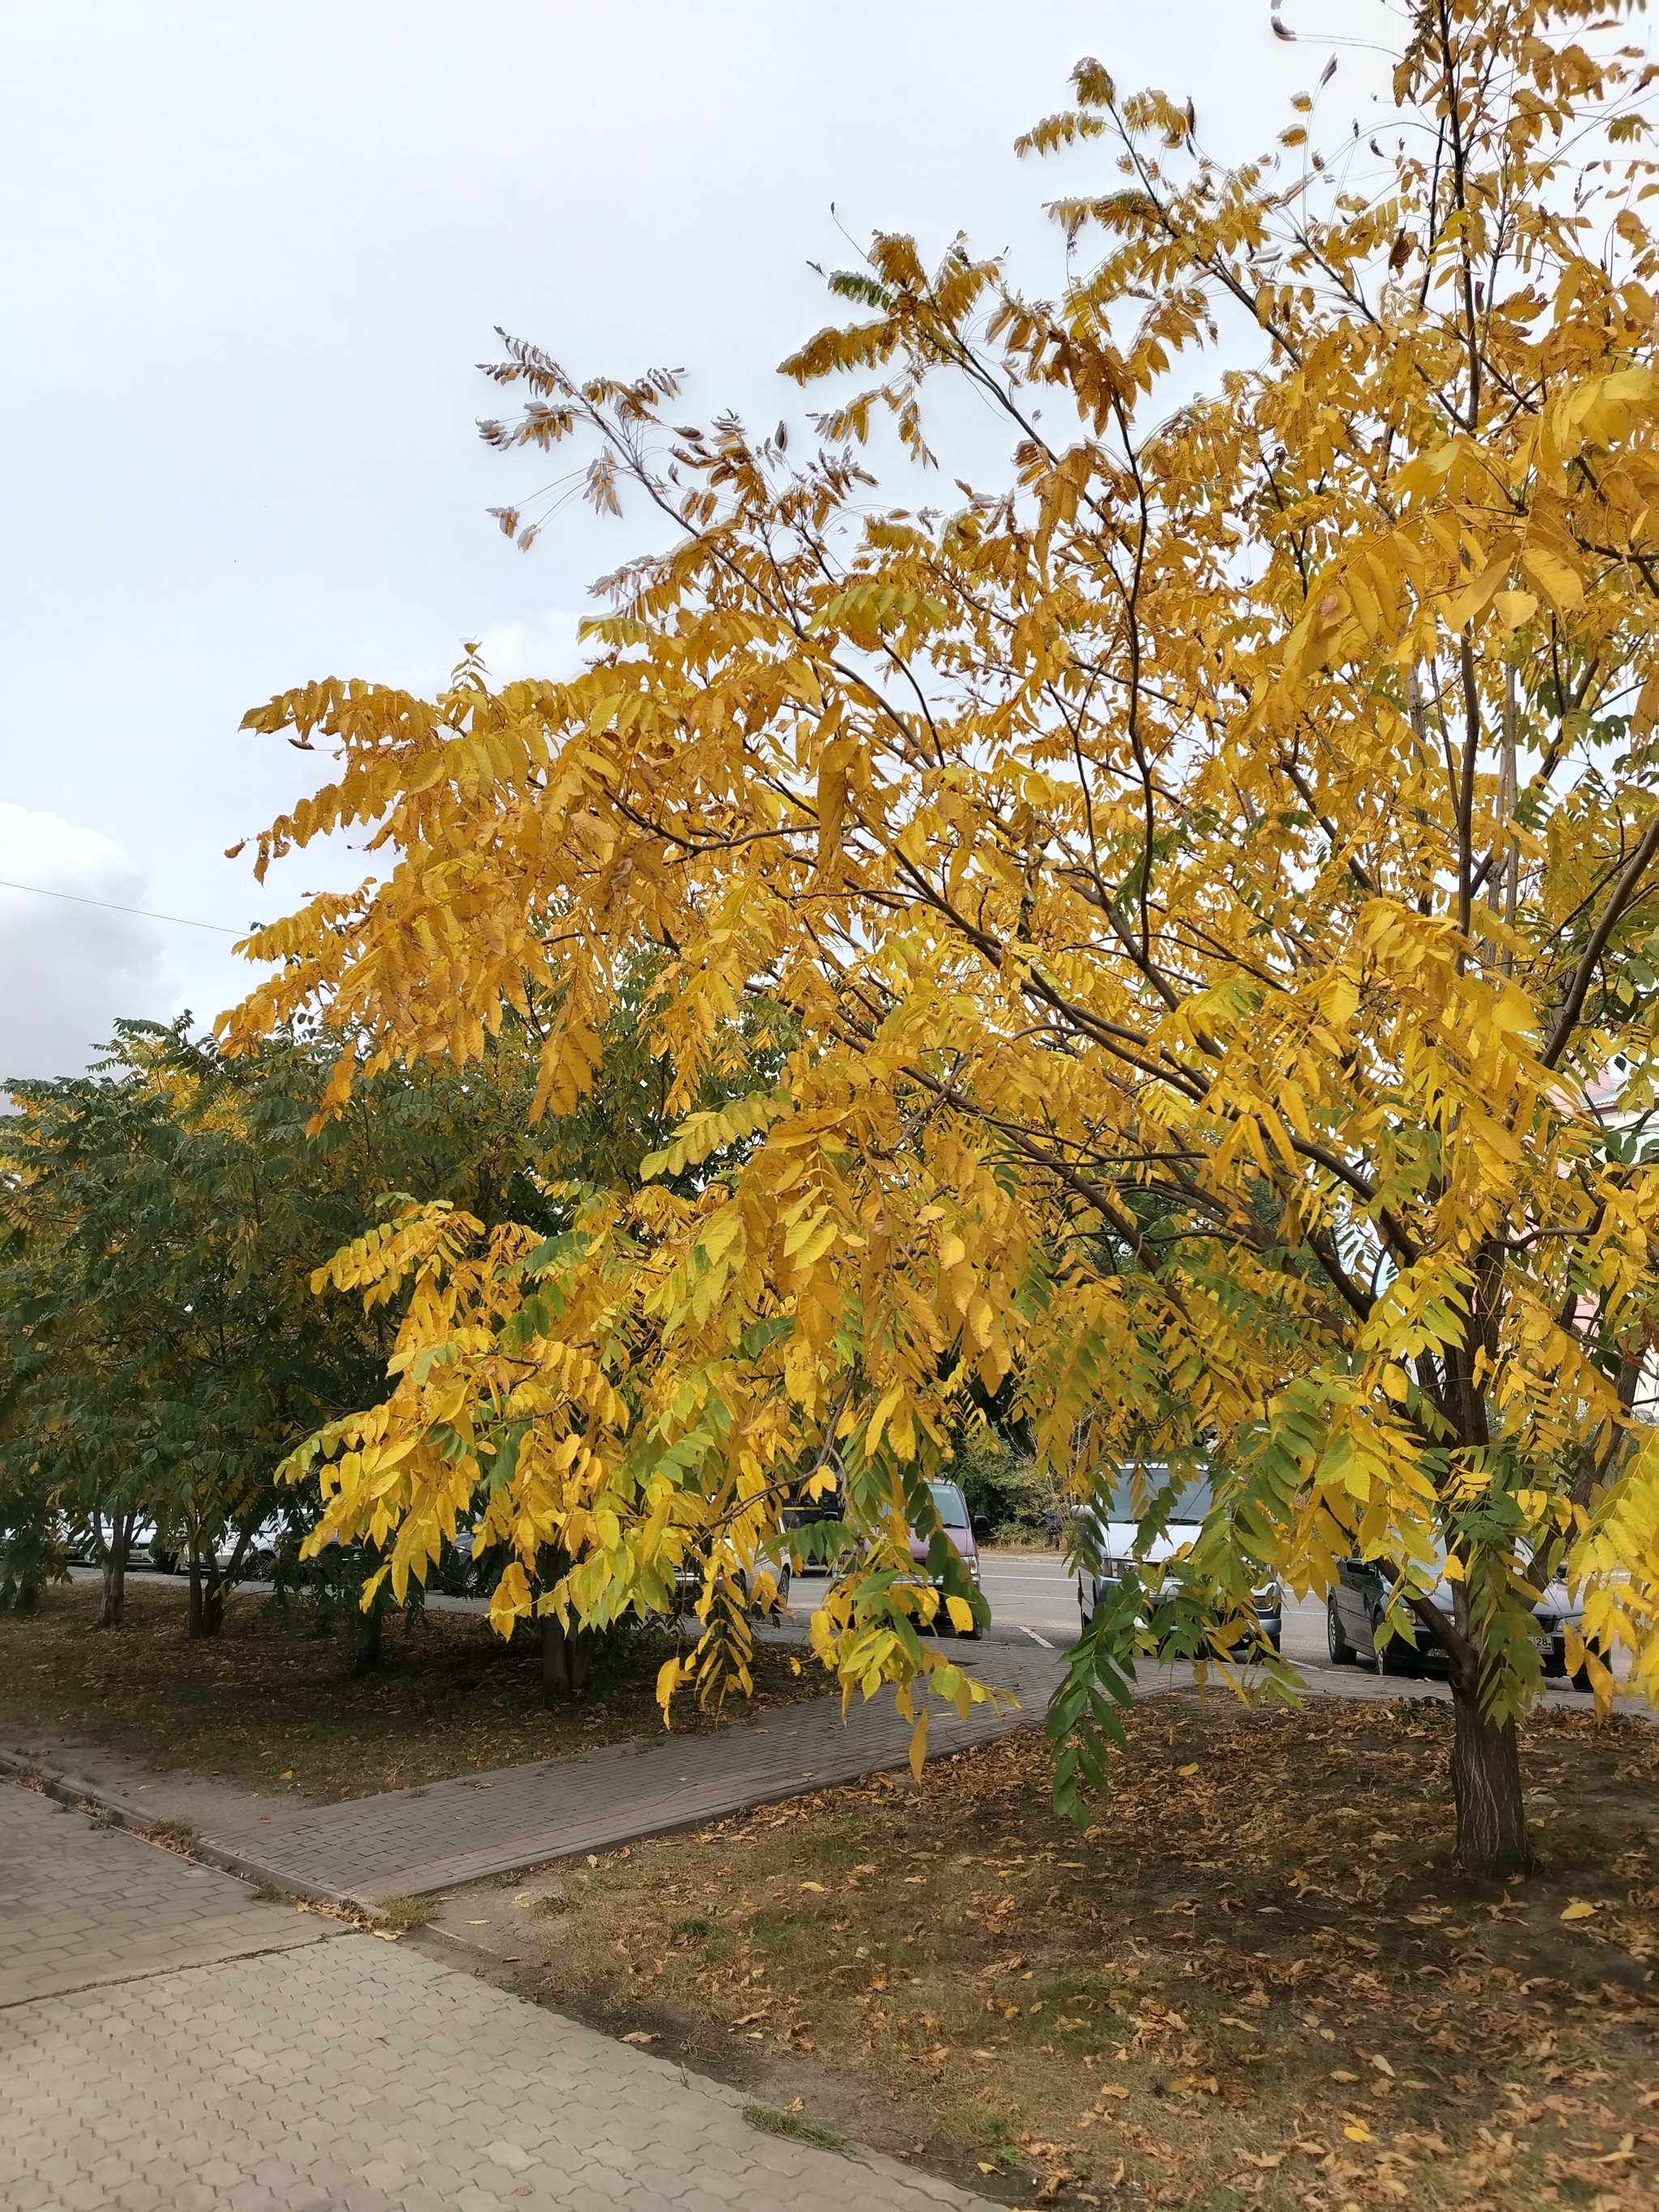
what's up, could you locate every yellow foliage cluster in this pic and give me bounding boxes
[226,3,1659,1801]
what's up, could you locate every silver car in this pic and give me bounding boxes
[1327,1541,1589,1683]
[1075,1468,1283,1654]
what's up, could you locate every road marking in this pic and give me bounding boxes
[1020,1626,1056,1649]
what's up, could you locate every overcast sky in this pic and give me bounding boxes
[0,0,1388,1080]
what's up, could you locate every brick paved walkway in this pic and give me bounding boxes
[0,1788,326,2010]
[1,1784,990,2212]
[199,1640,1062,1908]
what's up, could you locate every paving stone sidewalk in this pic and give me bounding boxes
[200,1639,1063,1907]
[1,1784,991,2212]
[0,1788,326,2010]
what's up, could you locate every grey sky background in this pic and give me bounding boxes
[1,0,1388,1080]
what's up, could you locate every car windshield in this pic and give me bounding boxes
[1102,1470,1213,1523]
[928,1482,970,1530]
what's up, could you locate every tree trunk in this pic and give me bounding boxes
[540,1613,597,1702]
[198,1526,253,1642]
[1451,1680,1529,1879]
[186,1539,226,1637]
[96,1511,134,1628]
[352,1592,386,1677]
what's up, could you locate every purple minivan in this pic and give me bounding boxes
[907,1479,987,1636]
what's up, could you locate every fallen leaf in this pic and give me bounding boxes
[978,2163,998,2175]
[1330,2069,1360,2083]
[1561,1899,1598,1921]
[279,1770,294,1782]
[1177,1762,1200,1776]
[1096,2084,1130,2101]
[800,1881,825,1893]
[371,1928,399,1942]
[586,1854,600,1869]
[620,2031,657,2046]
[1371,2053,1396,2078]
[1238,2150,1283,2171]
[1343,2119,1375,2144]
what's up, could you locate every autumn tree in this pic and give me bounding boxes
[0,1016,562,1630]
[224,0,1659,1877]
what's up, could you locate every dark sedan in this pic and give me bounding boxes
[1326,1549,1589,1683]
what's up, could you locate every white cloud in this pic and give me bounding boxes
[0,805,172,1082]
[401,609,587,697]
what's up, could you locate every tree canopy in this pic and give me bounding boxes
[222,0,1659,1873]
[0,1016,571,1625]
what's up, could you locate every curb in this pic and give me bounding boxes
[0,1743,380,1920]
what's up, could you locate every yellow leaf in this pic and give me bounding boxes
[1522,545,1584,612]
[1561,1899,1598,1921]
[909,1708,930,1781]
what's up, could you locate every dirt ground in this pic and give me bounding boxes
[416,1690,1659,2211]
[0,1578,821,1802]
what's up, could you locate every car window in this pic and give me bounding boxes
[1102,1469,1213,1521]
[928,1481,970,1529]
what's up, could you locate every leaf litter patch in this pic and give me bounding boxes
[472,1690,1659,2210]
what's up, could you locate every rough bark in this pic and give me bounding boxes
[96,1511,134,1629]
[186,1543,228,1638]
[352,1599,386,1677]
[540,1613,598,1701]
[190,1524,258,1640]
[352,1559,393,1677]
[1450,1679,1529,1879]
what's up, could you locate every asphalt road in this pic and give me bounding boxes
[911,1551,1612,1713]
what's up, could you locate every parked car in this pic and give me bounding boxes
[1327,1544,1592,1685]
[905,1479,988,1637]
[782,1498,841,1575]
[1074,1468,1283,1654]
[672,1528,792,1618]
[437,1526,480,1597]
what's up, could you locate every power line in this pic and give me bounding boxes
[0,877,248,936]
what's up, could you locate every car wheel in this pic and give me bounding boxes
[1371,1613,1413,1674]
[1327,1594,1357,1665]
